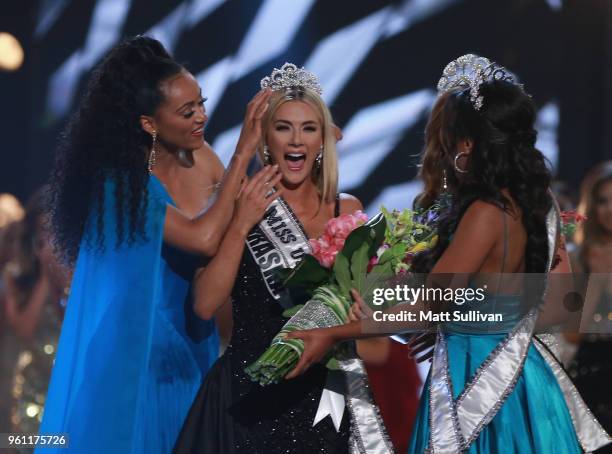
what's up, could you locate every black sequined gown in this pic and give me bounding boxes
[173,247,350,453]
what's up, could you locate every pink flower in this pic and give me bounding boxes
[560,210,587,224]
[309,238,322,255]
[318,250,337,268]
[325,211,368,239]
[309,210,369,268]
[331,236,345,249]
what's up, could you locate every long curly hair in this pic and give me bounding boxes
[412,80,552,274]
[46,36,184,265]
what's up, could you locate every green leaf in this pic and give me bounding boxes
[282,255,330,290]
[281,304,304,318]
[365,212,387,256]
[333,252,352,297]
[340,212,387,261]
[360,261,396,309]
[377,243,408,265]
[325,356,341,371]
[275,267,292,282]
[350,242,370,294]
[341,224,373,259]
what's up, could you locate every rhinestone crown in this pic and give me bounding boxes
[260,62,323,95]
[437,54,520,110]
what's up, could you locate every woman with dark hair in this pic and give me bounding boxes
[568,161,612,451]
[285,55,610,453]
[38,36,279,454]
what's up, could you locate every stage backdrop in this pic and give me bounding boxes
[4,0,611,211]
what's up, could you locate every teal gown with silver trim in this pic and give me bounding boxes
[408,206,610,453]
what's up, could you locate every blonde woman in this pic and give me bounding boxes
[174,64,362,454]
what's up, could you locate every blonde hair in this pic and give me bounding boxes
[259,89,338,204]
[575,161,612,251]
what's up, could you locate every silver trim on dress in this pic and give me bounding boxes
[426,203,611,452]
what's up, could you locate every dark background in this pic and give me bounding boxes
[1,0,611,213]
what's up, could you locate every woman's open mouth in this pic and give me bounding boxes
[285,153,306,172]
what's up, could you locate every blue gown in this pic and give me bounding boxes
[408,296,584,453]
[408,204,610,453]
[37,176,219,454]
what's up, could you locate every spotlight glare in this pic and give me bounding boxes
[0,32,24,71]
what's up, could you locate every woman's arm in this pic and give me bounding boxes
[163,89,271,257]
[192,168,284,320]
[4,271,50,341]
[215,297,233,353]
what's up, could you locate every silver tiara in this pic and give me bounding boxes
[260,62,323,95]
[437,54,520,110]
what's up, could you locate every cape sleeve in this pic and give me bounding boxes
[37,178,168,453]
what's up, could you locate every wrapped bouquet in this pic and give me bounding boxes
[245,204,441,386]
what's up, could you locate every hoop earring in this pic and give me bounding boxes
[454,152,468,174]
[148,131,157,175]
[263,145,271,165]
[315,145,323,170]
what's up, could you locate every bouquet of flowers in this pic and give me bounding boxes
[560,210,587,238]
[245,204,441,386]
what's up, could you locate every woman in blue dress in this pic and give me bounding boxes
[286,54,611,453]
[37,36,279,453]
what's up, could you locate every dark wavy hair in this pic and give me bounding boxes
[46,36,183,265]
[412,79,552,274]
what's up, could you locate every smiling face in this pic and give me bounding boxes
[148,71,207,152]
[265,100,323,188]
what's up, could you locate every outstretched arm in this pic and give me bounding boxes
[163,89,271,257]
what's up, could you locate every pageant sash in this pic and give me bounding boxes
[313,370,346,431]
[339,356,394,454]
[426,201,559,453]
[248,199,392,450]
[246,197,311,307]
[533,336,612,452]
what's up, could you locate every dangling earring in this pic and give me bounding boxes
[315,145,323,170]
[263,145,271,165]
[454,152,468,174]
[442,169,448,191]
[148,131,157,175]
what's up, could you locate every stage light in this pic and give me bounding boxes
[0,32,24,71]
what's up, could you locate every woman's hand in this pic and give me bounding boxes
[347,288,372,321]
[348,289,392,364]
[284,328,337,379]
[233,165,283,234]
[235,89,272,158]
[285,290,372,378]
